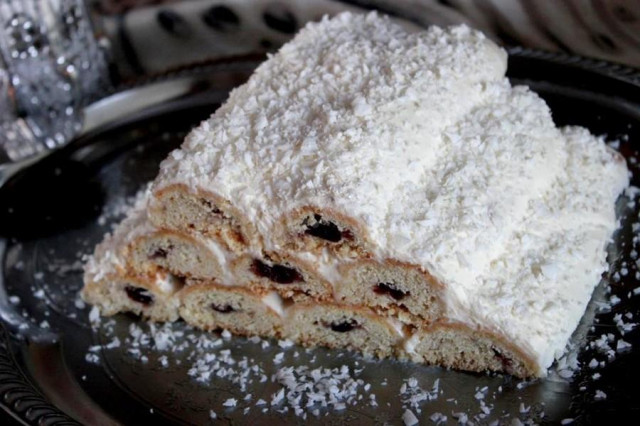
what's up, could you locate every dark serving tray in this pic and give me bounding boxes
[0,51,639,425]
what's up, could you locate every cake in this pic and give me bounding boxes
[82,12,629,378]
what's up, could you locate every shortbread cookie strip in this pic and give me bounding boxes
[402,322,538,378]
[148,183,258,253]
[336,259,444,325]
[232,251,334,302]
[179,281,283,338]
[283,303,405,359]
[127,229,232,281]
[278,207,373,258]
[82,272,183,322]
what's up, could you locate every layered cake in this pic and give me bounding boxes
[82,12,629,378]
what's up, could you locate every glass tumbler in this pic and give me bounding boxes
[0,0,109,162]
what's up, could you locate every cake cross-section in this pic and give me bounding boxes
[82,12,628,378]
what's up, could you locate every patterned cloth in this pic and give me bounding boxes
[92,0,639,71]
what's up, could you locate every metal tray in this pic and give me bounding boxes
[0,52,639,425]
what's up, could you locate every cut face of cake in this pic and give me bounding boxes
[148,183,257,252]
[82,269,183,322]
[283,303,405,359]
[82,12,629,378]
[179,281,283,338]
[336,259,443,325]
[129,229,226,280]
[232,252,334,302]
[280,207,372,258]
[402,323,536,378]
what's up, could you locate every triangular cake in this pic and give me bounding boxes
[82,12,628,378]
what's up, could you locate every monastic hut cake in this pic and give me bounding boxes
[82,12,628,378]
